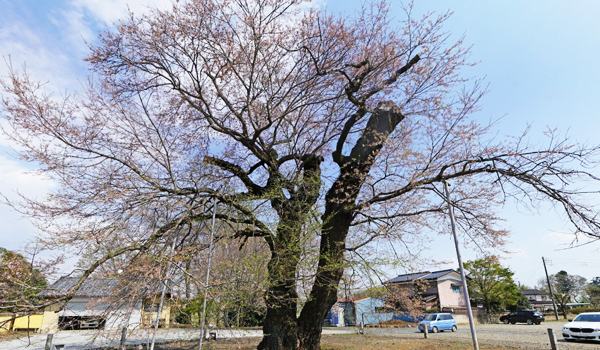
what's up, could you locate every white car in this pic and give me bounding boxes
[562,312,600,342]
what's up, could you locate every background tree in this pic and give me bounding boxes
[353,286,388,299]
[0,247,47,313]
[549,270,587,319]
[461,256,520,313]
[509,292,532,312]
[3,0,600,349]
[586,277,600,308]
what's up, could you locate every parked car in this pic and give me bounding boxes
[499,310,544,325]
[418,313,457,333]
[562,312,600,342]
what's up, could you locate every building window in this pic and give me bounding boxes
[375,306,394,313]
[144,303,160,313]
[451,285,461,293]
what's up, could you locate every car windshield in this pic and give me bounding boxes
[424,314,438,321]
[573,314,600,322]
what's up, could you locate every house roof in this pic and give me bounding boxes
[422,295,437,302]
[522,289,550,295]
[37,276,167,298]
[384,269,461,284]
[338,297,368,303]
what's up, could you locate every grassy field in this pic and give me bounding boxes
[123,334,519,350]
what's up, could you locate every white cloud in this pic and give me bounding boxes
[0,154,55,250]
[0,154,55,204]
[0,18,84,92]
[544,230,577,247]
[507,248,529,259]
[69,0,174,25]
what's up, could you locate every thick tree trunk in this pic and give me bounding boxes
[258,269,299,349]
[297,102,406,350]
[297,207,352,349]
[260,103,405,349]
[259,194,317,350]
[258,239,301,350]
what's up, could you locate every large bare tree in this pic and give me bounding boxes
[2,0,600,349]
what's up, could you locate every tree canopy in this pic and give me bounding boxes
[3,0,600,349]
[0,247,47,313]
[550,270,587,319]
[586,277,600,308]
[461,256,520,313]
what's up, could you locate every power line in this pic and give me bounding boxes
[521,263,542,287]
[543,257,600,268]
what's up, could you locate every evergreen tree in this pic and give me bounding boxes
[462,256,520,313]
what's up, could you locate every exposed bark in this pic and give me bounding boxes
[296,102,406,349]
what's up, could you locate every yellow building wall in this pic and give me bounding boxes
[12,314,44,330]
[0,315,13,333]
[141,299,171,327]
[40,311,58,333]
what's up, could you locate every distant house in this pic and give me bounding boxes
[522,289,554,311]
[37,276,171,332]
[384,269,469,312]
[324,297,393,326]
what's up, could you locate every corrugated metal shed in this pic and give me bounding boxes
[37,277,166,298]
[38,277,120,298]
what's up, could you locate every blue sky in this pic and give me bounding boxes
[1,0,599,287]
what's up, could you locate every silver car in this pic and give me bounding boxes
[562,312,600,342]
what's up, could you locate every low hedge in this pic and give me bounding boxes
[567,307,600,314]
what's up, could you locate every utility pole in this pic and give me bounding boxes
[443,181,479,350]
[542,257,560,320]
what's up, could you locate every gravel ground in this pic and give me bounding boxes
[362,321,599,349]
[2,322,598,349]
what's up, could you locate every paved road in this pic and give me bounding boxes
[364,321,599,349]
[0,327,354,349]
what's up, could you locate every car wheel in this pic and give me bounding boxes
[526,318,533,325]
[502,319,509,324]
[432,326,438,333]
[510,322,515,324]
[565,339,575,342]
[451,325,457,332]
[535,321,540,325]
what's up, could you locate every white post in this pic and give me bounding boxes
[443,181,479,350]
[547,328,559,350]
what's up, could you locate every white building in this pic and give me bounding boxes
[522,289,554,311]
[37,276,171,332]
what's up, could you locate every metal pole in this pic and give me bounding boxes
[542,257,560,320]
[150,226,181,350]
[44,333,53,350]
[120,327,127,350]
[199,196,218,350]
[443,181,479,350]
